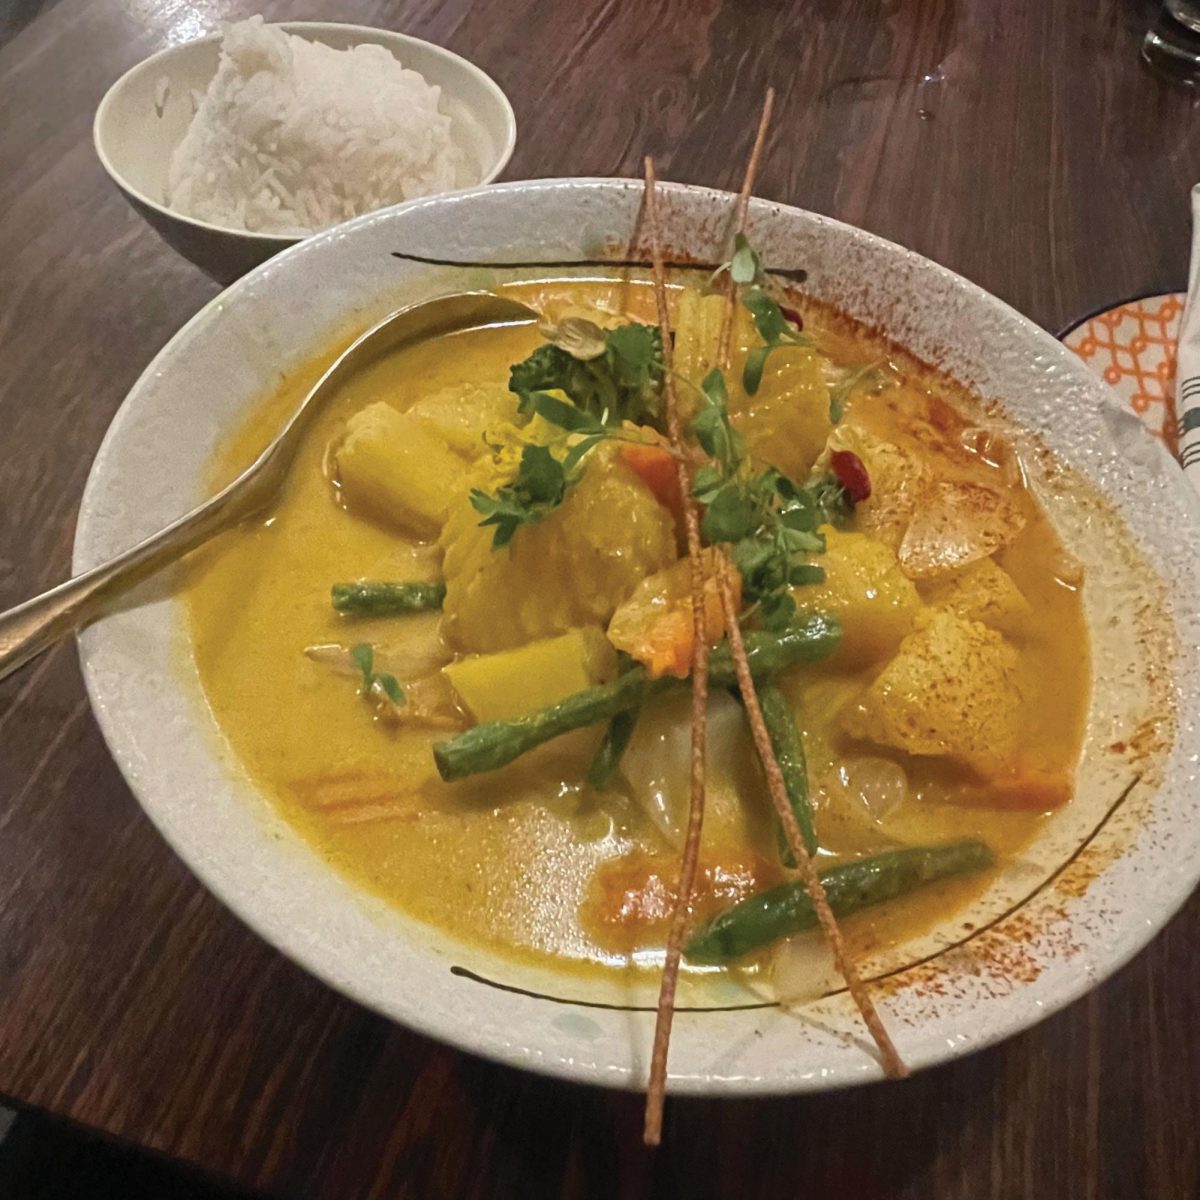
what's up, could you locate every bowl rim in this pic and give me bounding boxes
[72,176,1200,1094]
[91,19,518,245]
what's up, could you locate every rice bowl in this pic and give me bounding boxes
[167,18,465,236]
[93,23,516,281]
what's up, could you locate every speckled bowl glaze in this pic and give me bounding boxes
[74,180,1200,1094]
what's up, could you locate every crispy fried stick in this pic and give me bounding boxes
[712,90,907,1079]
[713,552,907,1077]
[641,157,713,1147]
[716,88,776,367]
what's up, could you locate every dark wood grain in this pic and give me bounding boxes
[1,0,1198,1196]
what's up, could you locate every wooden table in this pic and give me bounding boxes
[2,0,1199,1195]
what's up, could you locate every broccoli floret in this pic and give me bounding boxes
[508,324,664,428]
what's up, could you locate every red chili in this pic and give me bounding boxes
[830,450,871,502]
[780,305,804,330]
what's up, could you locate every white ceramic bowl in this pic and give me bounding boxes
[74,179,1200,1094]
[93,22,516,285]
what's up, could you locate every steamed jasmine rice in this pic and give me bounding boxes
[167,17,462,235]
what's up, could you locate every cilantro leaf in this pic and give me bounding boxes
[701,463,834,625]
[739,286,813,396]
[471,443,572,548]
[730,232,763,286]
[691,464,725,502]
[758,589,797,631]
[349,643,406,713]
[350,642,374,689]
[742,345,772,396]
[690,368,743,475]
[519,390,606,434]
[701,481,759,543]
[788,563,826,586]
[743,287,793,344]
[470,433,612,550]
[374,673,405,705]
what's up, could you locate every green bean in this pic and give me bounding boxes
[685,839,995,963]
[756,683,817,863]
[331,581,445,616]
[587,706,640,789]
[433,614,841,782]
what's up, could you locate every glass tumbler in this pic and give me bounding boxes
[1144,2,1200,83]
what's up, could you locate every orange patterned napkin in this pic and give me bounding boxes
[1061,293,1184,459]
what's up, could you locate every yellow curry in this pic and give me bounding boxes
[186,276,1089,987]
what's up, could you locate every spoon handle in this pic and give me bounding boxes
[0,478,261,684]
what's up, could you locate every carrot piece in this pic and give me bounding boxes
[620,442,684,524]
[962,767,1073,811]
[643,608,694,679]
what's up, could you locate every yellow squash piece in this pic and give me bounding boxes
[444,627,618,723]
[407,383,520,458]
[919,557,1032,637]
[335,402,467,537]
[842,610,1022,777]
[440,445,678,653]
[672,291,726,415]
[800,527,923,664]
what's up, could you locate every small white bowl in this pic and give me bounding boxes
[93,22,516,285]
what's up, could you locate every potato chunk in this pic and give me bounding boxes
[440,446,678,653]
[800,527,923,664]
[444,627,617,723]
[335,402,467,537]
[842,610,1022,776]
[919,557,1032,637]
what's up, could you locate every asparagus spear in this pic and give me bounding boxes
[331,581,446,616]
[586,706,641,790]
[756,683,818,862]
[685,839,996,963]
[433,615,841,781]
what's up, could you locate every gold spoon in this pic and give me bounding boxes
[0,292,538,683]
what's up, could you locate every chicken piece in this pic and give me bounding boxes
[842,610,1022,777]
[440,445,678,653]
[799,527,923,664]
[407,383,519,458]
[918,557,1032,638]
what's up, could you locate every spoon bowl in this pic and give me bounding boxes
[0,291,537,683]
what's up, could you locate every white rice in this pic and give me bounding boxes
[167,17,462,236]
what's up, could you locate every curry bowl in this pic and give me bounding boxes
[74,179,1200,1093]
